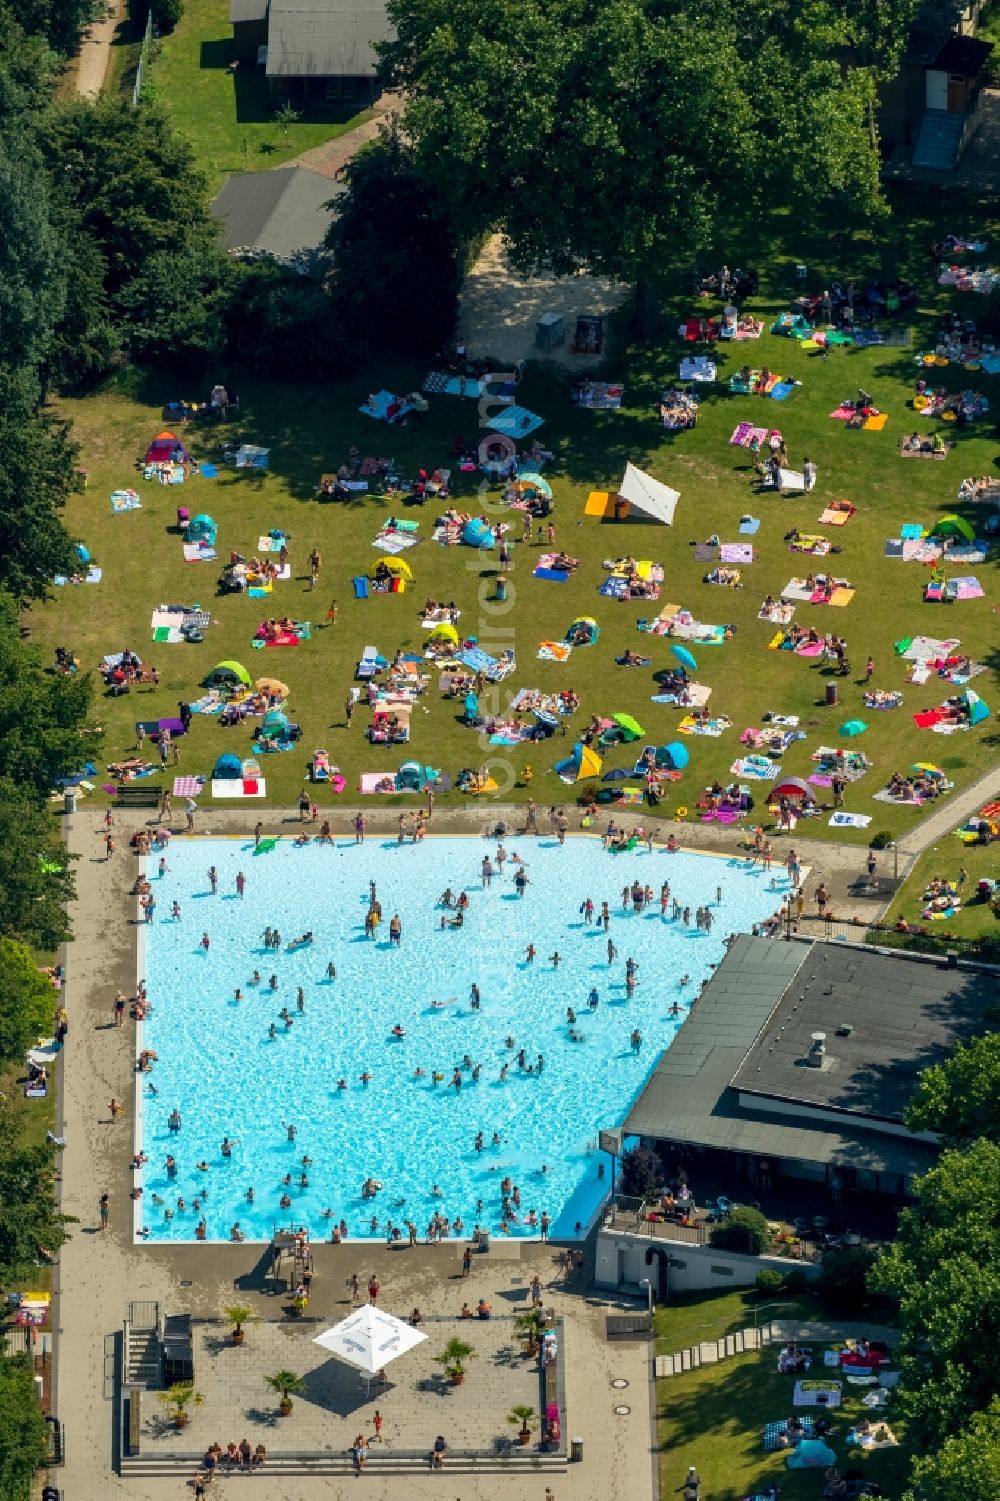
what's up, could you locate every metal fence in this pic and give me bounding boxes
[789,911,1000,964]
[131,6,154,108]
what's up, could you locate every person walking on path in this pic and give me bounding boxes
[159,791,172,826]
[368,1274,380,1304]
[815,882,829,915]
[462,1246,472,1277]
[345,694,355,728]
[865,655,875,683]
[185,798,197,833]
[99,1193,110,1230]
[354,813,365,844]
[866,851,879,891]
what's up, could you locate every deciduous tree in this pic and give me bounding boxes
[0,779,76,948]
[907,1033,1000,1148]
[871,1140,1000,1446]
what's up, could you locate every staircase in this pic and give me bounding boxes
[912,109,964,171]
[654,1321,776,1377]
[124,1303,162,1390]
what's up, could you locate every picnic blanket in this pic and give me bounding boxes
[775,469,806,491]
[818,502,856,526]
[359,390,415,422]
[939,266,1000,295]
[789,534,831,556]
[359,772,402,794]
[781,577,853,606]
[211,778,265,798]
[649,611,729,643]
[900,440,950,458]
[651,683,712,707]
[677,714,732,736]
[488,405,544,438]
[172,776,203,796]
[730,422,769,447]
[759,601,795,623]
[739,516,761,534]
[111,489,141,512]
[730,756,780,779]
[679,356,716,382]
[847,1422,898,1450]
[720,543,755,563]
[763,1418,815,1453]
[901,635,961,661]
[538,641,573,662]
[949,575,985,599]
[422,372,484,398]
[183,543,216,562]
[793,1380,842,1409]
[828,811,872,828]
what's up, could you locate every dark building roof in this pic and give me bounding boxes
[230,0,269,22]
[210,168,342,265]
[623,937,994,1179]
[265,0,392,79]
[935,33,993,74]
[904,1,972,65]
[731,942,993,1124]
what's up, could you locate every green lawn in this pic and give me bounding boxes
[883,826,1000,937]
[34,189,1000,824]
[659,1347,912,1501]
[654,1289,825,1355]
[143,0,370,192]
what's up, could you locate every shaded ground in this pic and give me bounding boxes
[460,235,627,368]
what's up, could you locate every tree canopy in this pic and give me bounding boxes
[871,1140,1000,1446]
[0,1110,69,1286]
[382,0,921,313]
[0,595,97,796]
[904,1397,1000,1501]
[0,778,76,948]
[907,1033,1000,1148]
[0,938,58,1067]
[0,1341,50,1501]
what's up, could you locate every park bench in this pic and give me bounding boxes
[113,784,162,808]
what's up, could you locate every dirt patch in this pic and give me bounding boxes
[459,236,627,369]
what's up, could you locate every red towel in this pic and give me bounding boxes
[266,633,300,647]
[243,778,259,795]
[913,710,943,728]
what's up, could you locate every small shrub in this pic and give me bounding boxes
[710,1206,770,1256]
[755,1268,784,1295]
[817,1245,876,1312]
[151,0,184,31]
[784,1269,810,1295]
[619,1146,662,1198]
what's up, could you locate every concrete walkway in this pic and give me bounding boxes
[283,94,401,180]
[76,4,117,98]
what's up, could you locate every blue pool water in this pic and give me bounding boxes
[139,836,789,1242]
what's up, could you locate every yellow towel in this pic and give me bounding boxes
[767,631,785,650]
[829,588,855,607]
[863,413,889,431]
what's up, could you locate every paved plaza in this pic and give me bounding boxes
[138,1314,551,1459]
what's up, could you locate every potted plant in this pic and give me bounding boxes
[434,1337,476,1386]
[508,1405,537,1446]
[224,1304,257,1347]
[266,1369,306,1416]
[514,1310,543,1357]
[157,1382,204,1430]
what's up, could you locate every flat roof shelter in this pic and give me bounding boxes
[624,937,995,1190]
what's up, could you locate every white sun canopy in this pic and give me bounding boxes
[312,1305,428,1374]
[619,461,680,524]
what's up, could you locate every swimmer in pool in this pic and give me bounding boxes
[268,1023,277,1040]
[326,962,336,979]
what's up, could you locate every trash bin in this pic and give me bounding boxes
[571,1436,584,1462]
[478,1230,490,1253]
[64,788,77,815]
[495,576,507,602]
[825,681,838,707]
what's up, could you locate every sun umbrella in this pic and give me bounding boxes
[612,713,645,738]
[255,677,289,699]
[602,768,631,781]
[313,1306,428,1375]
[912,762,943,774]
[839,719,868,737]
[671,644,698,673]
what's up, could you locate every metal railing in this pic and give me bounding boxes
[604,1195,822,1261]
[131,6,153,108]
[789,911,1000,964]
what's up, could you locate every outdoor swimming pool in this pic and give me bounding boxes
[139,836,790,1242]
